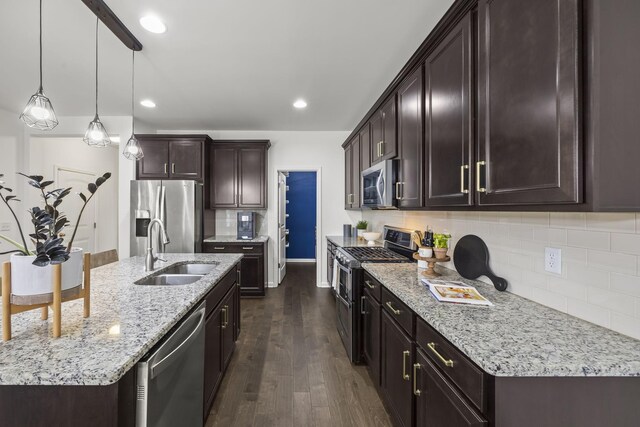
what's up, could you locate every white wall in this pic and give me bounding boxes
[159,130,362,287]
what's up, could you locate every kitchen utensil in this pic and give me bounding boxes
[343,224,352,237]
[362,232,382,245]
[453,235,508,291]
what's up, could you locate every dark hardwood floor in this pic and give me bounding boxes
[207,263,392,427]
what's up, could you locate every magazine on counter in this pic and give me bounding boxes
[421,279,493,306]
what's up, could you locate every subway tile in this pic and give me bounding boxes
[531,288,568,313]
[567,299,610,329]
[506,281,535,299]
[533,227,549,243]
[566,262,610,289]
[611,233,640,255]
[557,246,588,263]
[567,229,610,250]
[509,252,534,270]
[521,270,549,289]
[549,212,587,229]
[547,276,588,300]
[520,212,550,226]
[477,212,499,223]
[520,240,547,256]
[587,249,637,274]
[548,228,568,245]
[610,272,640,297]
[586,212,636,233]
[587,287,635,316]
[508,224,535,241]
[498,212,521,224]
[611,312,640,340]
[637,213,640,233]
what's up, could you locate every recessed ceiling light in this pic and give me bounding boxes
[140,99,156,108]
[110,136,121,143]
[293,99,307,109]
[139,15,166,34]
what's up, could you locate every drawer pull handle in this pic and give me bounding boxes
[402,350,410,380]
[242,247,254,250]
[413,363,422,396]
[214,247,225,250]
[361,296,366,315]
[386,301,401,315]
[364,280,375,289]
[427,342,454,367]
[221,306,228,329]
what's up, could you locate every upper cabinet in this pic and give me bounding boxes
[209,140,270,209]
[424,13,474,207]
[477,0,581,206]
[397,67,424,208]
[371,96,397,164]
[344,135,361,209]
[136,135,211,181]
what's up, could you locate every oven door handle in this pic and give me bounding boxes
[337,293,352,308]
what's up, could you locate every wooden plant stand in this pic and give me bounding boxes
[2,253,91,341]
[413,252,451,278]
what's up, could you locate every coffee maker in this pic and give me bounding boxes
[237,211,257,240]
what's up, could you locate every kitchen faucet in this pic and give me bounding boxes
[145,218,170,271]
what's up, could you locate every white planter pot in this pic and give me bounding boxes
[10,248,84,303]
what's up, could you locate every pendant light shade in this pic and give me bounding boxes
[20,0,58,130]
[123,50,144,160]
[84,17,110,147]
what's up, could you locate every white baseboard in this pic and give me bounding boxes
[317,281,331,288]
[286,259,317,263]
[267,281,276,288]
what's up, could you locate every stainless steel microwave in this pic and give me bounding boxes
[361,160,397,209]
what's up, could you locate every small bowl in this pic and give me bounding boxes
[362,232,381,245]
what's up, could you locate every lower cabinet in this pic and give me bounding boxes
[203,242,267,296]
[415,348,487,427]
[362,289,381,387]
[221,289,236,368]
[381,310,414,427]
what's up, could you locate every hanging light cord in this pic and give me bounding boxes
[38,0,43,91]
[131,50,135,133]
[95,17,99,116]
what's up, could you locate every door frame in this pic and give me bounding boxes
[274,167,322,287]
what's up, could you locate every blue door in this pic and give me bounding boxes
[285,172,317,260]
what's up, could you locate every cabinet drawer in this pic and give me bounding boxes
[416,317,487,412]
[363,272,382,303]
[203,242,263,254]
[381,287,414,336]
[205,267,237,317]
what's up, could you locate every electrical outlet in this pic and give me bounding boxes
[545,247,562,274]
[0,222,10,232]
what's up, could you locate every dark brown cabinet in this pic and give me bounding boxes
[221,289,236,369]
[415,349,487,427]
[344,135,361,209]
[203,242,267,297]
[477,0,581,206]
[360,124,371,172]
[371,96,398,164]
[424,12,474,207]
[136,135,211,182]
[362,288,381,387]
[397,67,424,208]
[209,141,270,209]
[381,310,414,427]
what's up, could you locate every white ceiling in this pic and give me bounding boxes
[0,0,454,131]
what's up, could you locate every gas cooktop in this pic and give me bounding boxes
[341,246,409,263]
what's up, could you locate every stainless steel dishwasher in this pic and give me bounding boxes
[136,302,206,427]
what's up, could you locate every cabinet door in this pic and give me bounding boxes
[351,137,361,208]
[381,311,414,427]
[240,254,265,296]
[222,289,236,369]
[370,113,383,164]
[210,147,238,208]
[238,147,266,208]
[380,95,397,161]
[362,291,381,387]
[169,140,203,180]
[204,305,223,416]
[360,124,371,172]
[137,139,170,179]
[397,67,424,208]
[425,13,473,207]
[477,0,581,205]
[416,349,487,427]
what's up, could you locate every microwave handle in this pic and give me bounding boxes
[376,172,385,202]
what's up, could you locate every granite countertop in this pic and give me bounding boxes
[326,235,383,248]
[204,235,269,243]
[362,263,640,377]
[0,253,242,386]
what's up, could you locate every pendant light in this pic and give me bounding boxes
[20,0,58,130]
[84,17,110,147]
[123,50,144,160]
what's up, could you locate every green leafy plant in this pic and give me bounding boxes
[0,172,111,266]
[433,233,451,249]
[356,220,368,230]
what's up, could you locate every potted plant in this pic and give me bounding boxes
[433,232,452,259]
[355,220,368,240]
[0,172,111,303]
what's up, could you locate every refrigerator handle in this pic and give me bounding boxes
[159,184,168,253]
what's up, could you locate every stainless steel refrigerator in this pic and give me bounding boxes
[130,180,203,257]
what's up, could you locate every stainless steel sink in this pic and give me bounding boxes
[136,274,204,286]
[162,263,217,276]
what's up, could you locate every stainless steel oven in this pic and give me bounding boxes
[335,251,358,361]
[361,160,396,209]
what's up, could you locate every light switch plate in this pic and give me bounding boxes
[545,247,562,274]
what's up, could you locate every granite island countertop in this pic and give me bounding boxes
[362,263,640,377]
[204,235,269,243]
[327,235,382,247]
[0,253,242,386]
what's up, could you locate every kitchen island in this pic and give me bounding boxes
[0,253,242,426]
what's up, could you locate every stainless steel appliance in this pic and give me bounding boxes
[136,302,206,427]
[361,160,397,209]
[130,180,203,257]
[335,225,416,362]
[237,211,257,240]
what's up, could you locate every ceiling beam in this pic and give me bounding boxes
[81,0,143,51]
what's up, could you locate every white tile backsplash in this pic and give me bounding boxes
[362,210,640,340]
